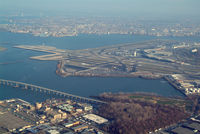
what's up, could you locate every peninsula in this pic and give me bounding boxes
[14,39,200,96]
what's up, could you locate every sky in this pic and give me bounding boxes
[0,0,200,19]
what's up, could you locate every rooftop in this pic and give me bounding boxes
[171,127,195,134]
[83,114,108,124]
[184,122,200,131]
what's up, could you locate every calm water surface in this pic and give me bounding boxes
[1,31,198,103]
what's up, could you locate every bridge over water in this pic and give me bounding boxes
[0,79,106,105]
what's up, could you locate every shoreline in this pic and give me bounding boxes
[164,76,187,97]
[56,61,163,79]
[56,62,187,97]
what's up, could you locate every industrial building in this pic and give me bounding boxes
[83,114,108,124]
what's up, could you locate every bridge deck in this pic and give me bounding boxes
[0,79,106,104]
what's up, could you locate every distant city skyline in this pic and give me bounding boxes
[0,0,200,19]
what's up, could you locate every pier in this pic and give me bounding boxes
[0,79,106,105]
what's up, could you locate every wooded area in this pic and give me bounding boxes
[96,93,192,134]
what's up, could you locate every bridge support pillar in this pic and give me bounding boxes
[24,85,28,89]
[2,81,5,85]
[6,81,9,86]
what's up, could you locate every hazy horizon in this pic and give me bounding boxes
[0,0,200,20]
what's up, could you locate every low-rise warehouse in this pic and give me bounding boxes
[83,114,108,124]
